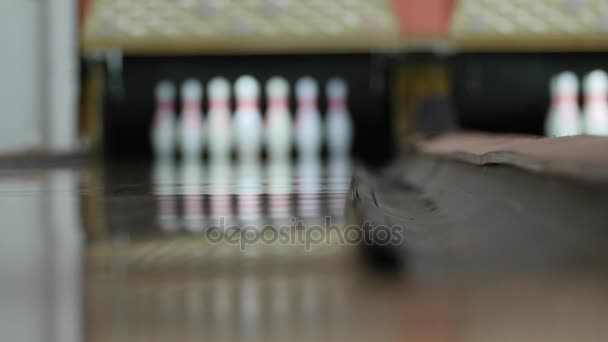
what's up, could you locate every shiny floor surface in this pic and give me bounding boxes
[2,158,608,341]
[0,158,403,342]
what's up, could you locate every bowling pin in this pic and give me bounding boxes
[325,77,353,157]
[207,77,233,160]
[265,77,293,161]
[295,77,322,159]
[545,71,582,137]
[582,70,608,136]
[233,75,263,160]
[179,79,204,159]
[151,81,177,158]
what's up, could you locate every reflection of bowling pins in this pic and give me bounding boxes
[297,157,322,219]
[237,160,262,223]
[545,72,582,137]
[582,70,608,136]
[213,277,232,341]
[179,79,204,159]
[329,275,348,339]
[159,286,179,336]
[240,275,261,342]
[152,159,179,233]
[207,77,233,160]
[325,77,353,157]
[295,77,322,159]
[271,274,290,340]
[151,81,177,158]
[186,282,205,338]
[267,161,292,220]
[301,275,321,340]
[180,157,205,233]
[265,77,293,161]
[209,160,232,227]
[326,157,351,217]
[233,75,263,160]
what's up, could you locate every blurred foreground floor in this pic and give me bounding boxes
[0,158,403,342]
[1,157,608,341]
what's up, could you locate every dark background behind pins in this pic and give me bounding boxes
[103,53,394,164]
[103,52,608,164]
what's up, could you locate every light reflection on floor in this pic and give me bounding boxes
[3,158,608,341]
[0,158,403,342]
[148,157,351,233]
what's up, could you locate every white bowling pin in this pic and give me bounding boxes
[151,81,177,158]
[582,70,608,136]
[545,72,582,137]
[179,79,204,159]
[233,75,263,160]
[325,77,353,157]
[295,77,322,159]
[545,76,558,136]
[207,77,233,160]
[265,77,293,161]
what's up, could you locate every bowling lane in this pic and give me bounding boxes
[0,158,403,342]
[3,159,608,341]
[91,157,406,341]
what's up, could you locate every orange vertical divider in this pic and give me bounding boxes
[391,0,454,37]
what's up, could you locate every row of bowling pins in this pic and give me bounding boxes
[151,75,353,161]
[152,158,351,234]
[545,70,608,137]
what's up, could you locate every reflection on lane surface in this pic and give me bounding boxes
[3,160,608,341]
[180,157,205,233]
[148,158,353,233]
[266,160,292,222]
[237,159,263,224]
[296,156,322,220]
[152,158,179,234]
[0,159,401,342]
[0,170,83,342]
[208,159,232,228]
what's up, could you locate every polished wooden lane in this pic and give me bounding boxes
[2,156,608,341]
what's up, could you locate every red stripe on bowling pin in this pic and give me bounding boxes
[238,99,258,110]
[552,95,577,105]
[329,98,346,110]
[585,95,607,103]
